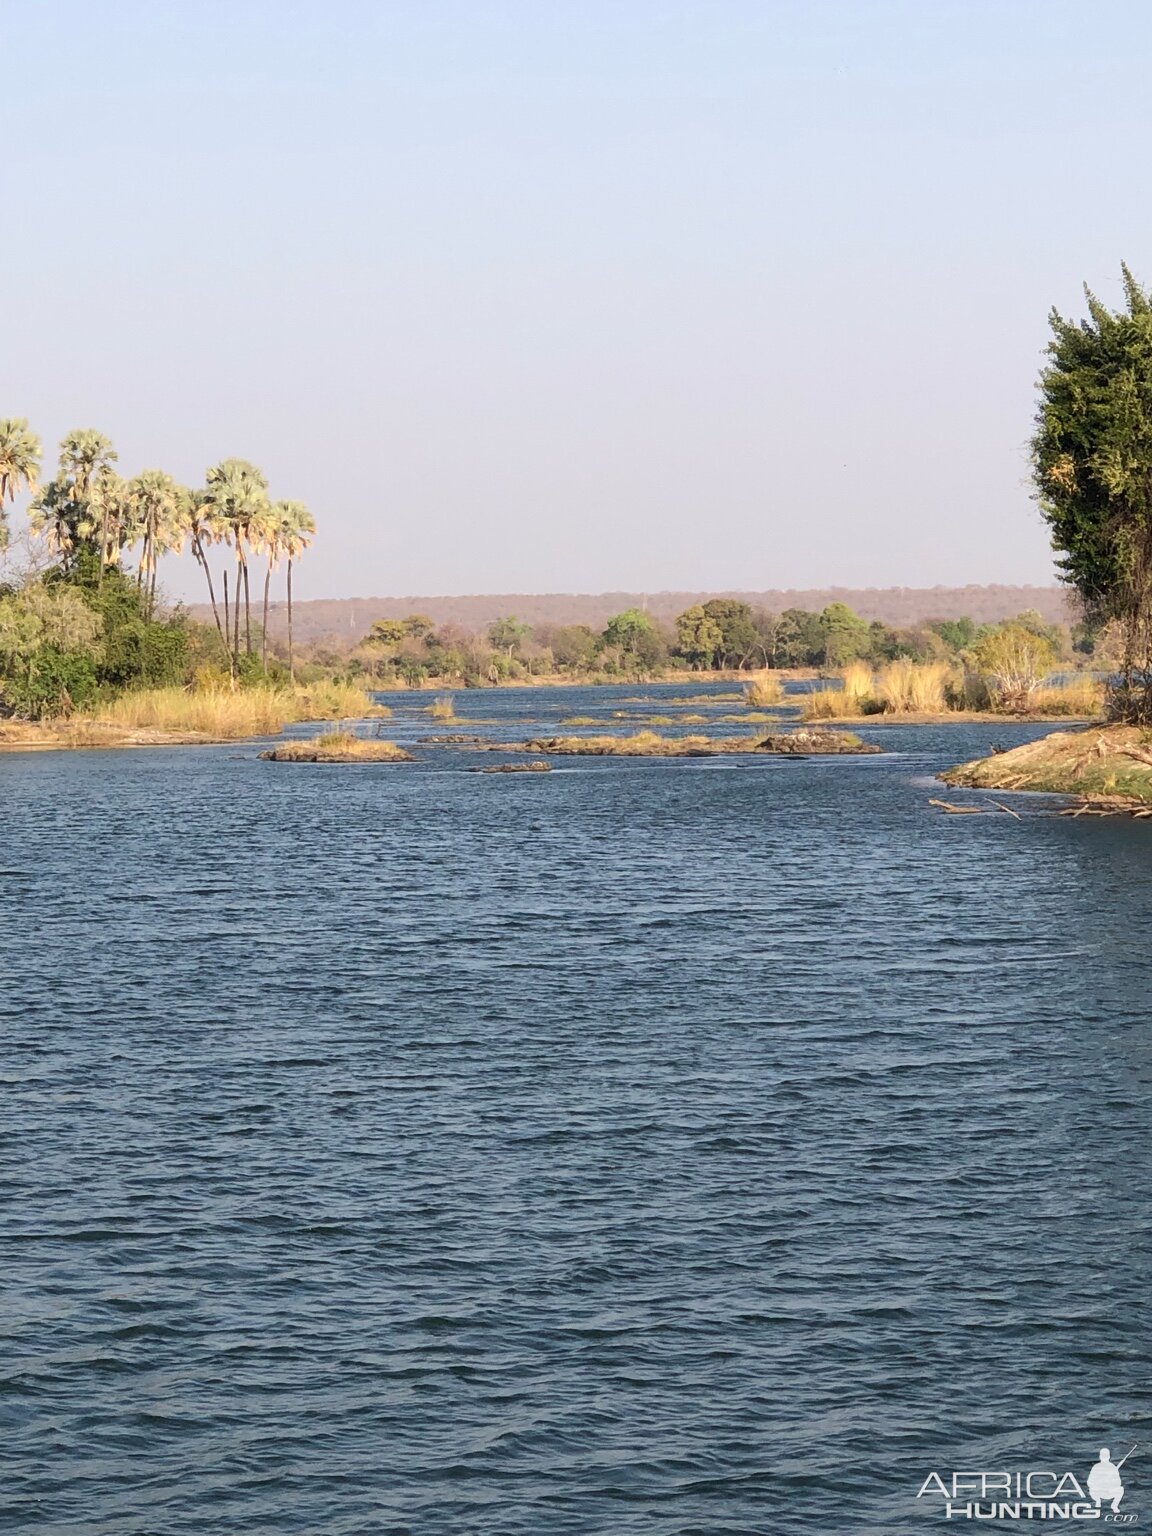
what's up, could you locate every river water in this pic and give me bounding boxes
[3,683,1150,1534]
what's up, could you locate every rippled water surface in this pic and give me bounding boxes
[3,683,1150,1534]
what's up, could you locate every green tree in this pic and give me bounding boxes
[547,624,598,671]
[973,622,1056,709]
[675,604,724,668]
[366,618,408,648]
[0,580,104,716]
[0,418,42,549]
[1034,265,1152,716]
[818,602,871,666]
[928,616,979,653]
[488,615,531,657]
[603,608,665,671]
[775,607,824,666]
[700,599,758,668]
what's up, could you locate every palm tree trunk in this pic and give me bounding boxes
[233,550,243,668]
[243,555,252,655]
[288,558,295,684]
[262,564,271,672]
[194,534,227,652]
[149,562,158,619]
[223,568,232,674]
[98,505,108,588]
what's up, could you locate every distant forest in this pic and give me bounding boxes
[229,585,1074,646]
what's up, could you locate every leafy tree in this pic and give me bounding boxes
[366,618,408,648]
[675,604,724,668]
[775,608,824,666]
[818,602,871,666]
[0,418,42,549]
[1033,265,1152,716]
[0,580,104,716]
[928,616,979,653]
[973,622,1056,709]
[548,624,598,670]
[700,599,758,668]
[602,608,666,671]
[488,615,531,656]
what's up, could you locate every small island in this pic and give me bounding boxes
[942,725,1152,813]
[261,732,414,763]
[477,728,881,757]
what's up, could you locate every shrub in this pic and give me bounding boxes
[973,623,1057,710]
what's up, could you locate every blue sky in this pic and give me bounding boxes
[6,1,1152,598]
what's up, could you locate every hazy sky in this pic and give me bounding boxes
[6,0,1152,599]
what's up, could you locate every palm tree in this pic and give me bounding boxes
[182,486,228,654]
[257,504,284,672]
[276,501,315,682]
[59,429,117,500]
[0,418,42,549]
[126,470,186,616]
[200,459,270,671]
[89,463,128,582]
[29,429,118,572]
[28,479,75,560]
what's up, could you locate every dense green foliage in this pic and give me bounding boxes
[0,420,316,716]
[351,599,1078,685]
[0,564,191,717]
[1034,265,1152,715]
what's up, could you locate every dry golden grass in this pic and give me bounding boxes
[294,680,390,721]
[744,672,784,707]
[802,688,852,720]
[427,695,457,721]
[90,681,387,740]
[263,731,414,763]
[802,663,876,720]
[507,729,878,756]
[840,661,876,708]
[96,687,294,738]
[1026,677,1105,717]
[875,660,952,714]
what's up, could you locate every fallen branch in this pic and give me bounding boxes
[987,799,1021,819]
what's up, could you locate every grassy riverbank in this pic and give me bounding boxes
[801,662,1103,723]
[942,725,1152,806]
[0,681,385,750]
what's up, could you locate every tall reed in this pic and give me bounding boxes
[744,672,784,707]
[90,681,385,738]
[875,660,951,714]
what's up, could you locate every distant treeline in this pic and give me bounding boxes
[246,584,1074,646]
[343,599,1097,686]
